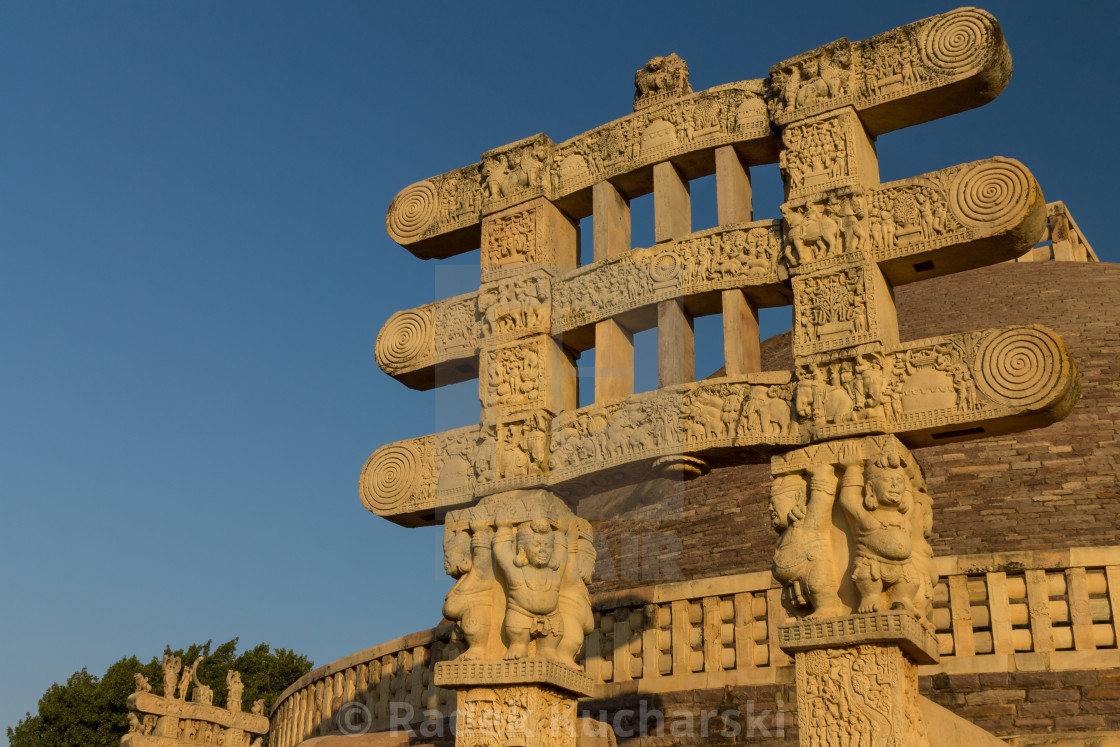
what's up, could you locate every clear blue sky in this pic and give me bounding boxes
[1,0,1115,734]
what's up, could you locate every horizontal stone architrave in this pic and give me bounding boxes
[362,323,1077,526]
[768,7,1011,133]
[386,82,776,259]
[269,545,1120,747]
[123,737,247,747]
[376,157,1044,390]
[126,692,269,733]
[385,8,1014,260]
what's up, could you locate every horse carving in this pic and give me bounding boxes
[783,202,839,264]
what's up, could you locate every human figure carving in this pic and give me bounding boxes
[162,654,182,698]
[524,411,548,473]
[502,151,528,196]
[821,47,851,98]
[837,448,924,616]
[784,202,838,264]
[493,517,564,661]
[720,391,742,437]
[745,385,768,433]
[838,195,867,253]
[179,657,198,700]
[226,670,243,712]
[497,424,529,478]
[795,366,823,424]
[475,424,497,482]
[442,514,495,661]
[907,462,937,626]
[821,367,855,424]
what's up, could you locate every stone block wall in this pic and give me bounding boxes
[923,669,1120,735]
[577,671,1120,747]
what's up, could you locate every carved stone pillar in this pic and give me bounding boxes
[478,199,579,488]
[437,489,595,747]
[437,662,592,747]
[769,435,939,746]
[780,616,938,746]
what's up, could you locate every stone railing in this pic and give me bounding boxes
[269,627,458,747]
[270,546,1120,746]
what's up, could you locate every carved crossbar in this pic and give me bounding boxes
[379,158,1047,388]
[365,7,1079,527]
[122,692,267,747]
[385,9,1010,259]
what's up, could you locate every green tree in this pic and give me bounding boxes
[8,639,311,747]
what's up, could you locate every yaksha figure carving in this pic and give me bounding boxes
[441,489,595,667]
[177,658,198,700]
[771,438,936,625]
[556,522,595,667]
[494,516,564,661]
[838,445,934,620]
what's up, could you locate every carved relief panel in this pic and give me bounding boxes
[548,82,773,199]
[477,411,553,485]
[480,337,574,420]
[553,221,783,333]
[779,108,879,200]
[781,188,870,270]
[792,259,896,360]
[795,644,928,747]
[478,273,552,344]
[386,164,483,250]
[769,40,856,125]
[857,8,1005,114]
[481,199,578,283]
[437,294,482,362]
[124,663,267,747]
[452,684,577,747]
[481,135,556,216]
[766,8,1010,137]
